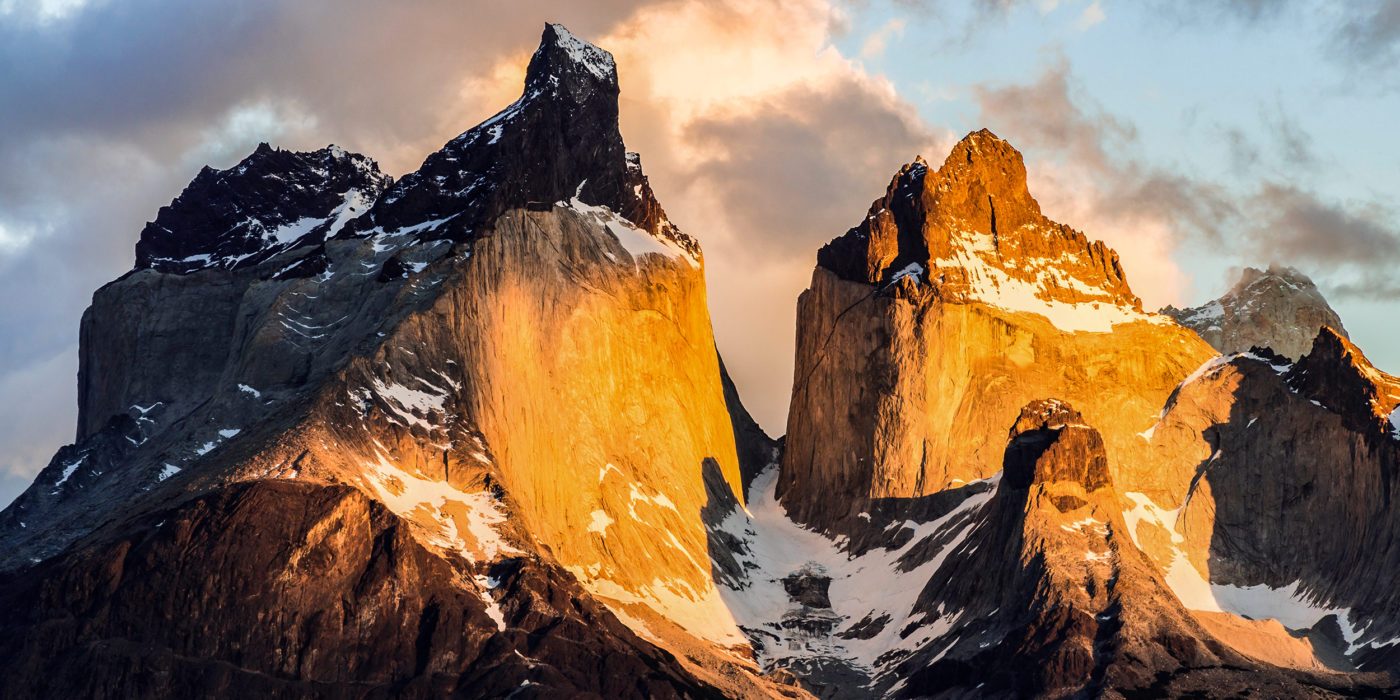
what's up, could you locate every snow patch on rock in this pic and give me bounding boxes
[558,197,699,269]
[546,23,616,82]
[713,466,999,681]
[362,449,520,562]
[932,229,1165,333]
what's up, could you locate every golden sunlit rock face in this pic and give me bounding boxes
[760,127,1400,695]
[779,130,1215,530]
[10,22,1400,700]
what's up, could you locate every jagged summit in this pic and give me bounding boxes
[932,128,1044,235]
[135,23,696,279]
[343,22,697,261]
[1003,399,1110,490]
[1163,264,1348,360]
[1,22,762,697]
[1286,325,1400,436]
[816,129,1149,334]
[134,144,390,273]
[528,23,619,93]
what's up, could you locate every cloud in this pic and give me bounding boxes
[1334,0,1400,67]
[861,17,906,58]
[0,346,76,482]
[1147,0,1296,25]
[1246,183,1400,267]
[972,55,1133,173]
[1142,1,1400,81]
[1074,0,1104,30]
[972,52,1400,308]
[1261,100,1319,169]
[972,57,1198,307]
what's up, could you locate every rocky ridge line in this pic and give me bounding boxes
[1163,264,1348,360]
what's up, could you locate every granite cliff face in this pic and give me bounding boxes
[0,24,786,699]
[5,22,1400,700]
[1126,329,1400,672]
[780,131,1215,531]
[1163,264,1348,360]
[759,130,1400,696]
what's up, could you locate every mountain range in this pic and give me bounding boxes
[2,24,1397,699]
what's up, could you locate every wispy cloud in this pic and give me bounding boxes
[1074,0,1104,30]
[861,17,907,58]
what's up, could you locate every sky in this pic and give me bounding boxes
[2,0,1400,508]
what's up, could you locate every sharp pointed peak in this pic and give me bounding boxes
[527,23,618,91]
[944,128,1026,172]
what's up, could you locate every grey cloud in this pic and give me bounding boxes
[1145,0,1298,26]
[677,75,941,257]
[1104,170,1240,248]
[972,59,1238,246]
[1262,101,1319,170]
[1247,183,1400,268]
[0,1,650,173]
[1334,0,1400,66]
[972,55,1134,174]
[1223,127,1261,175]
[1328,274,1400,301]
[624,72,945,433]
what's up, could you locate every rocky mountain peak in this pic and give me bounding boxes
[345,23,698,262]
[1003,399,1110,491]
[525,23,619,101]
[931,128,1043,237]
[133,144,390,273]
[815,129,1148,334]
[1286,326,1400,436]
[1162,264,1348,360]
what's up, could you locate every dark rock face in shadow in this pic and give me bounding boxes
[718,356,780,501]
[1148,330,1400,667]
[0,480,721,700]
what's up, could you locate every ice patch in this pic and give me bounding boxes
[474,574,507,631]
[713,466,1000,678]
[52,456,85,492]
[547,23,616,82]
[628,483,679,519]
[929,228,1166,333]
[157,464,181,481]
[587,509,614,534]
[888,262,924,285]
[557,197,699,269]
[362,450,520,561]
[354,375,451,430]
[264,215,324,246]
[599,462,624,483]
